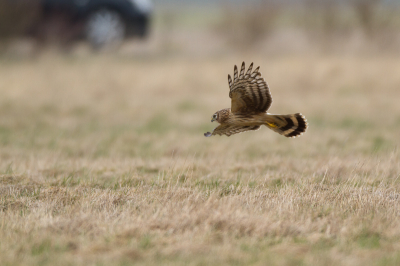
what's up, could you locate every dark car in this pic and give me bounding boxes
[39,0,152,48]
[0,0,151,48]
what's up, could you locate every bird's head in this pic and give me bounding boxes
[211,112,218,123]
[211,109,229,123]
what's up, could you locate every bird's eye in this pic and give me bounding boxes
[213,114,217,119]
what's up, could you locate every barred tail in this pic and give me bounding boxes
[264,113,308,138]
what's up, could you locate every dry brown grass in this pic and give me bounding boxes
[1,52,400,265]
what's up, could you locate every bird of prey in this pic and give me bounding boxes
[204,62,307,138]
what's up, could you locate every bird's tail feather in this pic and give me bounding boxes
[264,113,308,138]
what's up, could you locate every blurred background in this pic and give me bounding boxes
[1,0,400,56]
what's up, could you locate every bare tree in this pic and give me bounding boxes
[218,0,281,50]
[353,0,381,36]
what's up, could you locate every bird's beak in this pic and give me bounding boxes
[211,118,215,122]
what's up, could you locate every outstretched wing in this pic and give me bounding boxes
[204,124,260,137]
[228,62,272,114]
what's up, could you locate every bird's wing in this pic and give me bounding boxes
[228,62,272,114]
[204,124,260,137]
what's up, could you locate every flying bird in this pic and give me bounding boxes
[205,62,307,138]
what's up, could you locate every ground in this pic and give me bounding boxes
[1,53,400,265]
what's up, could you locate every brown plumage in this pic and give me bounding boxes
[204,62,308,138]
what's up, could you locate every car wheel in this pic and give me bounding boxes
[86,9,125,49]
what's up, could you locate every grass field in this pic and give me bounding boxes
[1,53,400,265]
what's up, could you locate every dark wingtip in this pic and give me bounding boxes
[204,132,212,137]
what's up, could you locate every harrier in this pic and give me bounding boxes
[205,62,307,137]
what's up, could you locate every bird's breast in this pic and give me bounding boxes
[228,113,265,125]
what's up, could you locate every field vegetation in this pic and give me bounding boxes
[1,53,400,266]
